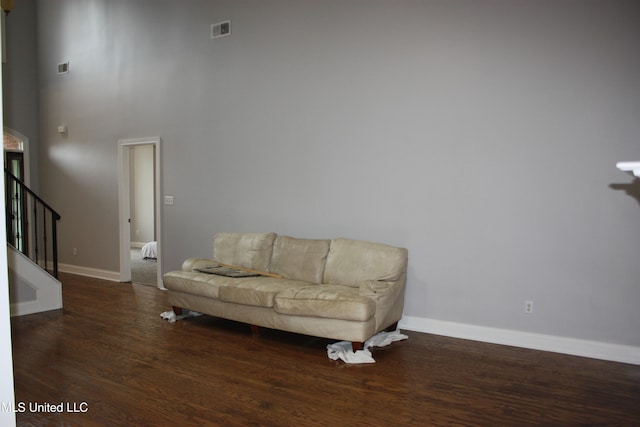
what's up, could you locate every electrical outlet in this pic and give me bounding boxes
[57,61,69,74]
[525,300,534,314]
[73,248,78,256]
[211,20,231,39]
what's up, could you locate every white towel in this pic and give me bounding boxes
[160,309,202,323]
[160,311,177,323]
[327,329,408,364]
[327,341,376,364]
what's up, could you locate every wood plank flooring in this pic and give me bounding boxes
[11,273,640,426]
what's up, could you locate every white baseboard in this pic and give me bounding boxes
[399,315,640,366]
[59,263,167,290]
[58,263,121,282]
[11,299,62,317]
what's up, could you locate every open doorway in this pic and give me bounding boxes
[129,145,156,286]
[3,128,30,186]
[4,128,31,255]
[118,137,163,289]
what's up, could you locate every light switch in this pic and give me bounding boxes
[164,196,175,206]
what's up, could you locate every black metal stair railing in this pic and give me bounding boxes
[4,168,61,278]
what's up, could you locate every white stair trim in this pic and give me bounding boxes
[8,246,62,316]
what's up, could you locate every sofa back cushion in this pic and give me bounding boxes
[323,238,408,287]
[213,232,277,272]
[270,236,330,283]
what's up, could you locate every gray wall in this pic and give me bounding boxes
[29,0,640,347]
[8,270,37,304]
[3,0,39,189]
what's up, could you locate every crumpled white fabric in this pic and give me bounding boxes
[160,309,202,323]
[327,329,408,364]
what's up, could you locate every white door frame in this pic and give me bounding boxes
[117,137,164,289]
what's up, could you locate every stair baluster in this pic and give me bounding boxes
[4,169,61,278]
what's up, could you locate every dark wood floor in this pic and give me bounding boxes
[11,273,640,426]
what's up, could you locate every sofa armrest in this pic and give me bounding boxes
[359,276,407,332]
[181,257,219,272]
[358,280,396,299]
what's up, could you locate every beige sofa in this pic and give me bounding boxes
[163,232,408,350]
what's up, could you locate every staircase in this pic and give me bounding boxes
[4,169,62,316]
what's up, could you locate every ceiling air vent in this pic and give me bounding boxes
[211,20,231,39]
[57,61,69,74]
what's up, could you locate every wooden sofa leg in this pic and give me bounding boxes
[352,342,364,352]
[250,325,260,336]
[385,321,398,332]
[172,306,183,315]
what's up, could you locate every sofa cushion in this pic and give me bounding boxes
[163,271,235,299]
[217,277,311,308]
[273,285,376,322]
[269,236,330,283]
[213,232,277,272]
[323,238,408,287]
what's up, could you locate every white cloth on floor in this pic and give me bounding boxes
[160,311,177,323]
[327,329,408,364]
[327,341,376,364]
[160,309,202,323]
